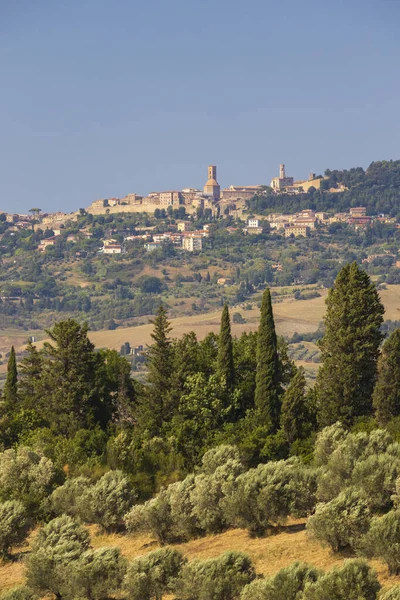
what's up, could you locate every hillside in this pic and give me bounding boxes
[1,523,400,595]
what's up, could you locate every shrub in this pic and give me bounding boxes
[175,551,255,600]
[71,547,126,599]
[240,562,322,600]
[26,515,90,599]
[0,587,36,600]
[313,423,348,467]
[199,445,243,475]
[351,453,400,510]
[0,501,30,558]
[80,470,137,532]
[360,510,400,575]
[0,447,56,513]
[302,559,380,600]
[307,488,370,552]
[47,476,91,517]
[125,489,174,544]
[124,547,186,600]
[167,475,200,541]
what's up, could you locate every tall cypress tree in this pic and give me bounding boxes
[254,288,281,430]
[142,304,173,432]
[217,304,235,389]
[316,262,384,427]
[373,329,400,424]
[3,346,18,408]
[280,366,309,444]
[18,341,43,409]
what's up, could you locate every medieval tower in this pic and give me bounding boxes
[203,165,220,201]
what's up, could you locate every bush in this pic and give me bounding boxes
[80,470,137,532]
[240,562,322,600]
[313,423,348,467]
[360,510,400,575]
[0,447,57,514]
[124,547,186,600]
[302,559,380,600]
[307,488,370,552]
[0,501,30,558]
[224,459,317,536]
[351,453,400,510]
[175,551,255,600]
[48,476,91,517]
[71,547,126,599]
[0,587,36,600]
[26,515,90,598]
[199,445,243,475]
[125,489,174,544]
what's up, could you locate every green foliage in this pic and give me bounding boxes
[48,476,91,518]
[0,588,37,600]
[70,547,126,600]
[380,586,400,600]
[124,547,186,600]
[240,562,322,600]
[0,446,57,515]
[302,559,381,600]
[307,488,370,552]
[360,510,400,575]
[26,515,90,599]
[3,346,17,408]
[373,329,400,424]
[0,501,30,558]
[280,367,311,443]
[316,263,384,426]
[254,288,281,430]
[175,551,256,600]
[79,470,137,532]
[217,304,235,389]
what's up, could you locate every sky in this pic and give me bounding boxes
[1,0,399,214]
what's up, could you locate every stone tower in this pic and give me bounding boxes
[279,164,286,178]
[203,165,220,201]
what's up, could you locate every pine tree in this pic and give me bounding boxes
[254,288,281,430]
[315,262,384,427]
[142,304,173,432]
[3,347,17,408]
[373,329,400,424]
[280,367,309,444]
[217,304,235,389]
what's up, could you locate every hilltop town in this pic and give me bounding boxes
[1,163,397,256]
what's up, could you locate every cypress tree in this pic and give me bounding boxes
[254,288,281,430]
[18,341,42,409]
[217,304,235,389]
[315,262,384,427]
[373,329,400,424]
[143,304,173,431]
[3,346,17,408]
[280,367,309,444]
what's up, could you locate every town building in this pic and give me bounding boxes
[270,164,294,191]
[248,218,259,228]
[350,207,367,217]
[220,185,263,201]
[37,237,56,251]
[182,236,203,252]
[177,220,191,232]
[284,225,310,238]
[159,191,183,207]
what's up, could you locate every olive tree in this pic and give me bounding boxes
[360,510,400,575]
[175,551,255,600]
[307,488,370,552]
[125,489,174,544]
[26,515,90,599]
[124,547,186,600]
[71,547,126,599]
[80,470,136,532]
[380,586,400,600]
[302,559,380,600]
[240,562,322,600]
[0,501,30,558]
[0,587,36,600]
[48,476,91,518]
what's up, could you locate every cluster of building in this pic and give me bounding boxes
[143,222,210,253]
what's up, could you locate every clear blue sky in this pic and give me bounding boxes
[1,0,399,213]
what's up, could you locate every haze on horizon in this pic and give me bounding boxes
[1,0,399,214]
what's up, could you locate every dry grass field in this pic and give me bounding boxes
[1,522,399,595]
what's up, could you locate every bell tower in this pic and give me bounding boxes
[203,165,220,201]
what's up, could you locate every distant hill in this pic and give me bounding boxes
[248,159,400,217]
